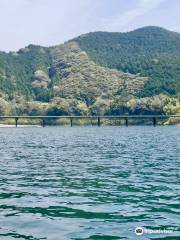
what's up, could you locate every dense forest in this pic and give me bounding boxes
[0,26,180,122]
[76,26,180,96]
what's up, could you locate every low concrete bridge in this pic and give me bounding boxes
[0,115,180,127]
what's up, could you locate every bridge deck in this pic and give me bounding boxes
[0,115,180,119]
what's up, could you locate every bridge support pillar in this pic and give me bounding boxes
[125,117,128,127]
[15,118,18,128]
[153,117,157,127]
[70,118,73,127]
[98,117,101,127]
[42,118,45,127]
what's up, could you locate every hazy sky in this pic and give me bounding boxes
[0,0,179,52]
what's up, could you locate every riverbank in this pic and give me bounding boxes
[0,124,41,128]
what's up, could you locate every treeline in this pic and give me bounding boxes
[1,94,179,117]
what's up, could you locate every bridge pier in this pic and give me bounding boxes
[153,117,157,127]
[125,117,128,127]
[15,117,18,128]
[42,118,46,127]
[70,118,73,127]
[98,117,101,127]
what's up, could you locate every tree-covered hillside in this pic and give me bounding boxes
[0,45,51,97]
[0,26,180,119]
[0,41,148,116]
[75,26,180,96]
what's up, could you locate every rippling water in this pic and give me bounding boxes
[0,126,179,240]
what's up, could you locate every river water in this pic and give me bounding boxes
[0,126,179,240]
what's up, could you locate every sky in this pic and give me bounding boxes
[0,0,179,52]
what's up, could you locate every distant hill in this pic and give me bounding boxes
[0,26,180,118]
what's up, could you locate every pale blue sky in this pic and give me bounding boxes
[0,0,179,52]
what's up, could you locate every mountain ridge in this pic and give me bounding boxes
[2,26,180,53]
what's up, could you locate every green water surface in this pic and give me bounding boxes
[0,126,179,240]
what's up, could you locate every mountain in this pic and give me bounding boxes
[0,26,180,118]
[75,26,180,96]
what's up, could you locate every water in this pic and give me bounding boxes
[0,126,179,240]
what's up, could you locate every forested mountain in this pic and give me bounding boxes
[76,26,180,96]
[0,26,180,119]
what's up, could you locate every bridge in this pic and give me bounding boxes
[0,115,180,127]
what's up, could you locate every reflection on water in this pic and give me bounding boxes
[0,126,179,240]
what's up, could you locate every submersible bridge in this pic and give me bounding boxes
[0,115,180,127]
